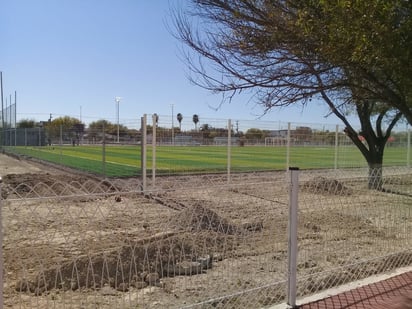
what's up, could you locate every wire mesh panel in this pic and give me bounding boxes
[294,167,412,300]
[3,117,411,178]
[2,171,289,308]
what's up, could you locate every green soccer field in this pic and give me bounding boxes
[5,144,409,177]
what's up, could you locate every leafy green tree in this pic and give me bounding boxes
[46,116,84,144]
[87,119,127,141]
[173,0,407,189]
[88,119,112,129]
[295,1,412,121]
[17,119,36,128]
[245,128,264,141]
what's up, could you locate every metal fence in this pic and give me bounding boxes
[2,115,411,178]
[1,164,411,308]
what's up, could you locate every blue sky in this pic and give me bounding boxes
[1,0,354,130]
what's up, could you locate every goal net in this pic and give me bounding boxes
[264,136,287,146]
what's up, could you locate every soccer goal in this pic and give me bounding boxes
[264,137,287,146]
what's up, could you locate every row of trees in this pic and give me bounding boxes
[28,114,393,146]
[173,0,412,189]
[16,114,203,143]
[17,117,130,144]
[18,115,407,147]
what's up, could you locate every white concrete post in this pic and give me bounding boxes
[141,114,147,193]
[102,122,106,176]
[152,114,157,188]
[227,119,232,184]
[286,123,291,171]
[287,167,299,308]
[334,125,339,170]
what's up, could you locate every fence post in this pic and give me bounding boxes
[286,123,291,171]
[102,123,106,176]
[334,124,339,170]
[59,125,63,164]
[287,167,299,308]
[141,114,147,193]
[0,176,4,307]
[152,114,157,188]
[227,119,232,184]
[407,126,411,168]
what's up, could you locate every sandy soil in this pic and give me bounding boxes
[1,153,411,309]
[0,153,45,175]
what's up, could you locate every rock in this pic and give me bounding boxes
[145,272,160,285]
[70,280,78,291]
[100,285,117,296]
[132,281,148,289]
[169,261,203,276]
[298,259,317,269]
[116,282,129,292]
[139,271,148,280]
[16,279,35,293]
[197,255,213,270]
[34,286,46,296]
[242,221,264,232]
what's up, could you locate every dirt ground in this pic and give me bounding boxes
[1,154,411,309]
[0,153,45,175]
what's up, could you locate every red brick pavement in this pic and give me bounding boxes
[298,271,412,309]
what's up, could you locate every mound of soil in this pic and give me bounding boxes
[16,230,227,295]
[302,176,352,196]
[2,173,118,199]
[15,204,257,295]
[171,203,242,234]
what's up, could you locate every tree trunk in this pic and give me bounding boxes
[368,162,383,190]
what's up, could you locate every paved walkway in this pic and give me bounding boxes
[298,271,412,309]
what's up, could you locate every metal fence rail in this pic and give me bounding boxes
[2,172,290,308]
[1,166,411,308]
[2,116,411,178]
[292,167,412,305]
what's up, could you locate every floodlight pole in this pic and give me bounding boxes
[115,97,122,143]
[171,103,174,145]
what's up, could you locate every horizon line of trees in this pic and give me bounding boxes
[14,115,408,146]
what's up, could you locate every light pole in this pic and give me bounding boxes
[171,103,174,145]
[115,97,122,143]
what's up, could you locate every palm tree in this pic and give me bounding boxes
[177,113,183,130]
[153,113,159,127]
[192,114,199,131]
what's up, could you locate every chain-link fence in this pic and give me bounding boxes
[2,171,289,308]
[1,164,411,308]
[2,115,411,178]
[290,167,412,306]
